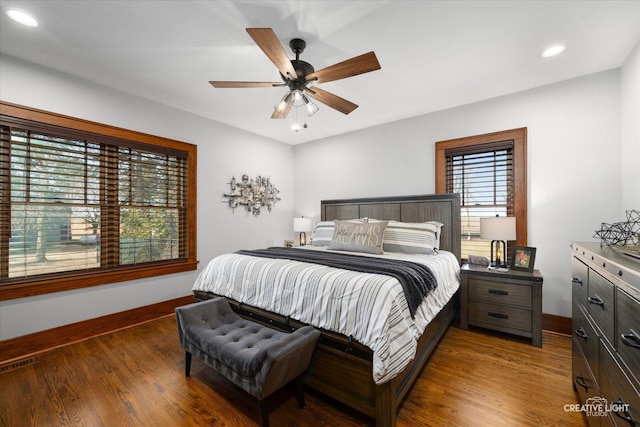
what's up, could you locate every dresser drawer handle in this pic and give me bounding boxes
[621,329,640,349]
[611,398,635,424]
[574,327,588,341]
[488,289,509,296]
[571,277,583,285]
[488,312,509,320]
[587,295,605,307]
[574,375,589,391]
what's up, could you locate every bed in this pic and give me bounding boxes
[192,193,461,426]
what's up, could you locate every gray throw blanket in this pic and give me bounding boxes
[236,247,437,318]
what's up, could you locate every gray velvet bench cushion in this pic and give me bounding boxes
[175,297,320,427]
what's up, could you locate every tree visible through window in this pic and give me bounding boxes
[435,128,527,262]
[0,102,197,299]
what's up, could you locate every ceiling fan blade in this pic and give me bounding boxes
[305,87,358,115]
[271,92,293,119]
[209,81,284,88]
[306,51,380,84]
[246,28,298,80]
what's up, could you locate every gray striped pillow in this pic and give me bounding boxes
[310,221,336,246]
[382,220,444,254]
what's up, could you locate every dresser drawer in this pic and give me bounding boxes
[573,297,600,385]
[468,278,532,308]
[617,288,640,386]
[468,301,531,333]
[587,270,615,346]
[572,339,602,427]
[572,256,589,308]
[599,343,640,427]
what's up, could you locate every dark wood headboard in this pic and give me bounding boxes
[321,193,461,261]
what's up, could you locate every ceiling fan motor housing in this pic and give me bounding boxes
[281,38,316,91]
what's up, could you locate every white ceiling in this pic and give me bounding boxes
[1,1,639,145]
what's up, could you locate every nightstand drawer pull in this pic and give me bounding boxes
[587,295,605,307]
[621,329,640,349]
[611,398,635,424]
[574,327,588,341]
[488,312,509,320]
[571,277,583,285]
[488,289,509,296]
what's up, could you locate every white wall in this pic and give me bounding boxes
[1,46,635,339]
[294,70,623,318]
[0,54,295,340]
[621,40,640,210]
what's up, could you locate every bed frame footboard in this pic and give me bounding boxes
[193,290,458,427]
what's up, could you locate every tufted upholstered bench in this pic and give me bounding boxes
[175,297,320,427]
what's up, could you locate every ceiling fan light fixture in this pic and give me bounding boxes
[302,95,319,116]
[274,91,292,112]
[5,8,39,27]
[291,123,301,132]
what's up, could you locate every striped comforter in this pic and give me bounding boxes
[191,246,460,384]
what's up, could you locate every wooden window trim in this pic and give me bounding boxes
[435,127,527,247]
[0,101,198,301]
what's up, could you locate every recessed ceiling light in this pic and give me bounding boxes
[541,45,566,58]
[5,9,39,27]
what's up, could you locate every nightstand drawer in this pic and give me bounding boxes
[468,278,532,308]
[468,301,532,333]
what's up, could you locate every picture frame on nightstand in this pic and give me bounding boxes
[510,246,537,272]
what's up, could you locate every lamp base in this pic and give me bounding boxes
[489,240,508,269]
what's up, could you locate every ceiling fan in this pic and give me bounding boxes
[210,28,381,120]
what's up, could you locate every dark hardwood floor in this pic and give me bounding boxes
[0,316,586,426]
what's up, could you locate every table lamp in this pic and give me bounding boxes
[293,217,313,246]
[480,216,516,269]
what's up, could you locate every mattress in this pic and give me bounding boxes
[191,246,460,384]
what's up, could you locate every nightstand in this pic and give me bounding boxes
[460,264,543,347]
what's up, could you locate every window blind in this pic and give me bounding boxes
[445,141,514,261]
[1,120,188,282]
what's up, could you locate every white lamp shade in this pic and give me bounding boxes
[480,217,516,240]
[293,217,313,232]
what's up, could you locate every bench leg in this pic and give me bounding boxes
[259,399,269,427]
[294,376,306,409]
[185,351,192,377]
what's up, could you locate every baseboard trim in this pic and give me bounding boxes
[0,295,194,365]
[542,313,572,336]
[1,299,573,365]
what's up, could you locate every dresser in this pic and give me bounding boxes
[460,264,543,347]
[571,242,640,426]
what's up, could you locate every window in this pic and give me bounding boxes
[0,102,197,300]
[435,128,527,262]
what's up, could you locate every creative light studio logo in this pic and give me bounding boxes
[564,396,630,417]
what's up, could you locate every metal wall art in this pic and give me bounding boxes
[223,174,281,216]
